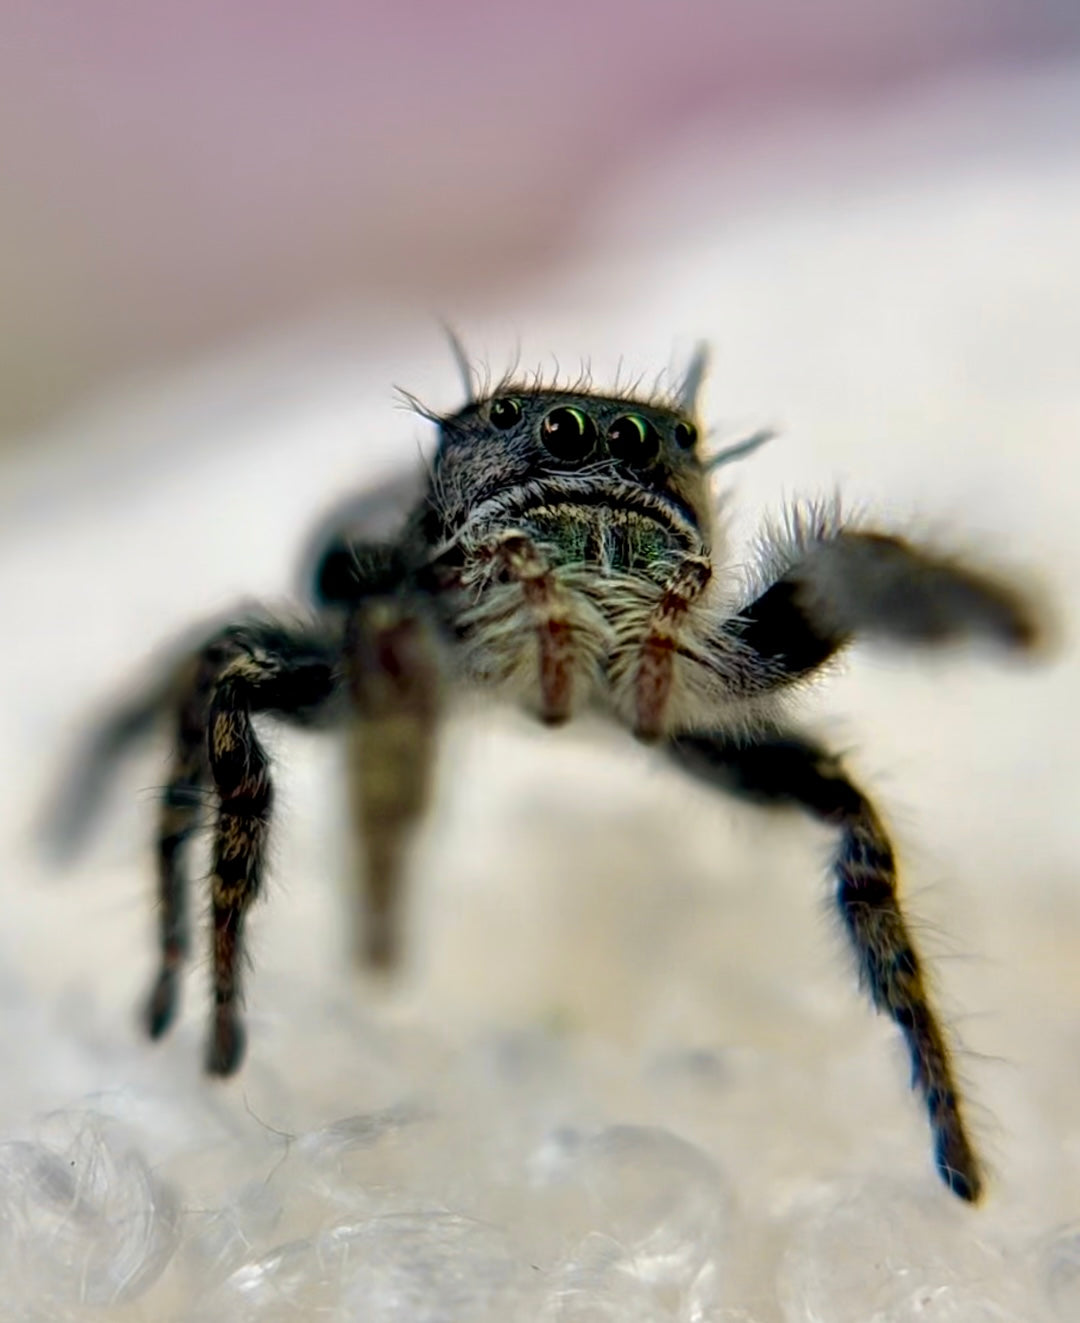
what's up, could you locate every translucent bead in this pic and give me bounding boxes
[204,1210,523,1322]
[530,1123,730,1313]
[0,1109,179,1315]
[537,1233,675,1322]
[777,1182,1046,1323]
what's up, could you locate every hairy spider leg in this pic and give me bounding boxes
[146,638,241,1039]
[732,527,1039,678]
[44,683,168,862]
[651,524,1040,1199]
[633,552,713,740]
[200,630,338,1074]
[669,730,983,1203]
[477,530,579,725]
[344,599,442,968]
[306,524,443,970]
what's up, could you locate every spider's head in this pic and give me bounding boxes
[428,382,714,558]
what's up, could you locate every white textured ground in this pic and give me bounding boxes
[2,69,1080,1323]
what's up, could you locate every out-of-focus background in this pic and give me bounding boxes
[5,0,1080,446]
[2,5,1080,1321]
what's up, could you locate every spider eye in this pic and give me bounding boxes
[607,414,660,468]
[673,420,698,451]
[540,406,597,462]
[488,397,522,430]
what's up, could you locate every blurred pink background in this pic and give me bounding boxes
[3,0,1079,442]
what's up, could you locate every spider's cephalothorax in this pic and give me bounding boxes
[421,385,718,736]
[52,346,1044,1205]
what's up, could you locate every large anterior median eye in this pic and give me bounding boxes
[488,397,522,429]
[540,406,597,461]
[607,414,660,468]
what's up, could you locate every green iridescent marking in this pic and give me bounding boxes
[522,508,591,562]
[625,521,667,567]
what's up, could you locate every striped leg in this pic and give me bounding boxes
[633,553,712,740]
[200,631,337,1074]
[669,731,982,1202]
[479,531,577,725]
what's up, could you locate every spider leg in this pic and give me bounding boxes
[633,553,712,740]
[476,530,578,725]
[43,687,166,861]
[668,729,983,1203]
[145,637,239,1039]
[43,609,274,861]
[150,623,340,1076]
[726,525,1039,697]
[305,522,444,970]
[301,467,428,608]
[344,599,441,968]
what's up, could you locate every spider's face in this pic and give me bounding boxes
[430,389,713,566]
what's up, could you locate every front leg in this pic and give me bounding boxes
[479,531,579,725]
[633,553,713,741]
[725,516,1039,696]
[669,729,982,1202]
[457,529,587,725]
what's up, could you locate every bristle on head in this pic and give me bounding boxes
[705,428,776,471]
[677,342,710,414]
[442,323,476,405]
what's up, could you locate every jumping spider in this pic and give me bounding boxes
[54,343,1043,1204]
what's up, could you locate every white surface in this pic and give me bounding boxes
[1,69,1079,1321]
